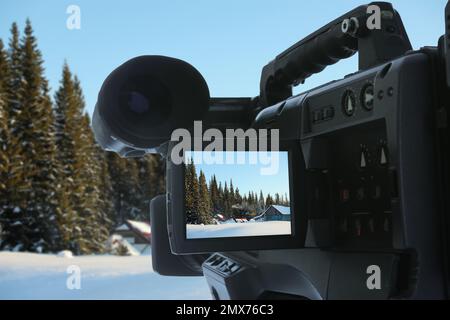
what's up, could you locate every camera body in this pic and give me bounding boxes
[255,51,436,251]
[168,51,446,299]
[92,2,450,299]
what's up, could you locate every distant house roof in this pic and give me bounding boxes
[271,205,291,215]
[114,220,151,242]
[127,220,151,239]
[116,224,129,231]
[253,205,291,221]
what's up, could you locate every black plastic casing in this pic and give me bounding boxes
[150,195,206,275]
[202,51,448,299]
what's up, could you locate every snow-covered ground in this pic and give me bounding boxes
[187,221,291,239]
[0,252,211,300]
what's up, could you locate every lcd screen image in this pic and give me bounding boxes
[184,151,291,239]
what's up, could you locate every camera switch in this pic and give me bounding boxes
[340,189,350,202]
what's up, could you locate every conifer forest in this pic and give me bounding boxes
[0,21,165,254]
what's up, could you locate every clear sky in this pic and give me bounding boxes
[0,1,447,117]
[186,151,290,198]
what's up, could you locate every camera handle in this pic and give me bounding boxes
[259,2,412,106]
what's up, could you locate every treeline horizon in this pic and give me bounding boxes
[0,20,165,254]
[184,159,290,225]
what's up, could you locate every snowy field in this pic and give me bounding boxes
[187,221,291,239]
[0,252,211,300]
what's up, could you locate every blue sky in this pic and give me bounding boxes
[186,151,290,198]
[0,0,447,117]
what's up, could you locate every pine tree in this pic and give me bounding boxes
[229,180,235,207]
[96,145,115,227]
[248,191,253,208]
[275,193,281,205]
[0,39,9,187]
[285,192,290,206]
[135,154,165,219]
[250,191,257,214]
[54,62,80,251]
[0,39,10,239]
[106,153,141,225]
[217,182,224,215]
[0,23,29,251]
[234,187,242,204]
[266,194,274,207]
[7,23,22,122]
[148,155,165,197]
[185,159,200,223]
[74,81,104,251]
[258,190,265,212]
[0,21,61,252]
[223,182,230,218]
[76,112,110,253]
[208,175,219,214]
[30,77,61,252]
[197,171,212,224]
[23,20,62,252]
[54,63,111,253]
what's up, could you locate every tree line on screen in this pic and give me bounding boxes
[184,159,290,225]
[0,21,165,254]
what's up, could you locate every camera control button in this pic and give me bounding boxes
[371,185,382,199]
[325,106,335,119]
[355,218,362,237]
[356,187,365,201]
[360,151,367,168]
[339,189,350,202]
[361,83,374,110]
[387,87,394,97]
[380,147,388,165]
[342,90,356,116]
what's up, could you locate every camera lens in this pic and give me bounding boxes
[119,74,172,126]
[94,55,210,150]
[128,91,149,114]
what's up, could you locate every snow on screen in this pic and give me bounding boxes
[184,151,292,239]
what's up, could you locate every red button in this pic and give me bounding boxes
[340,189,350,202]
[355,219,362,237]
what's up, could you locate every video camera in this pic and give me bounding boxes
[93,2,450,299]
